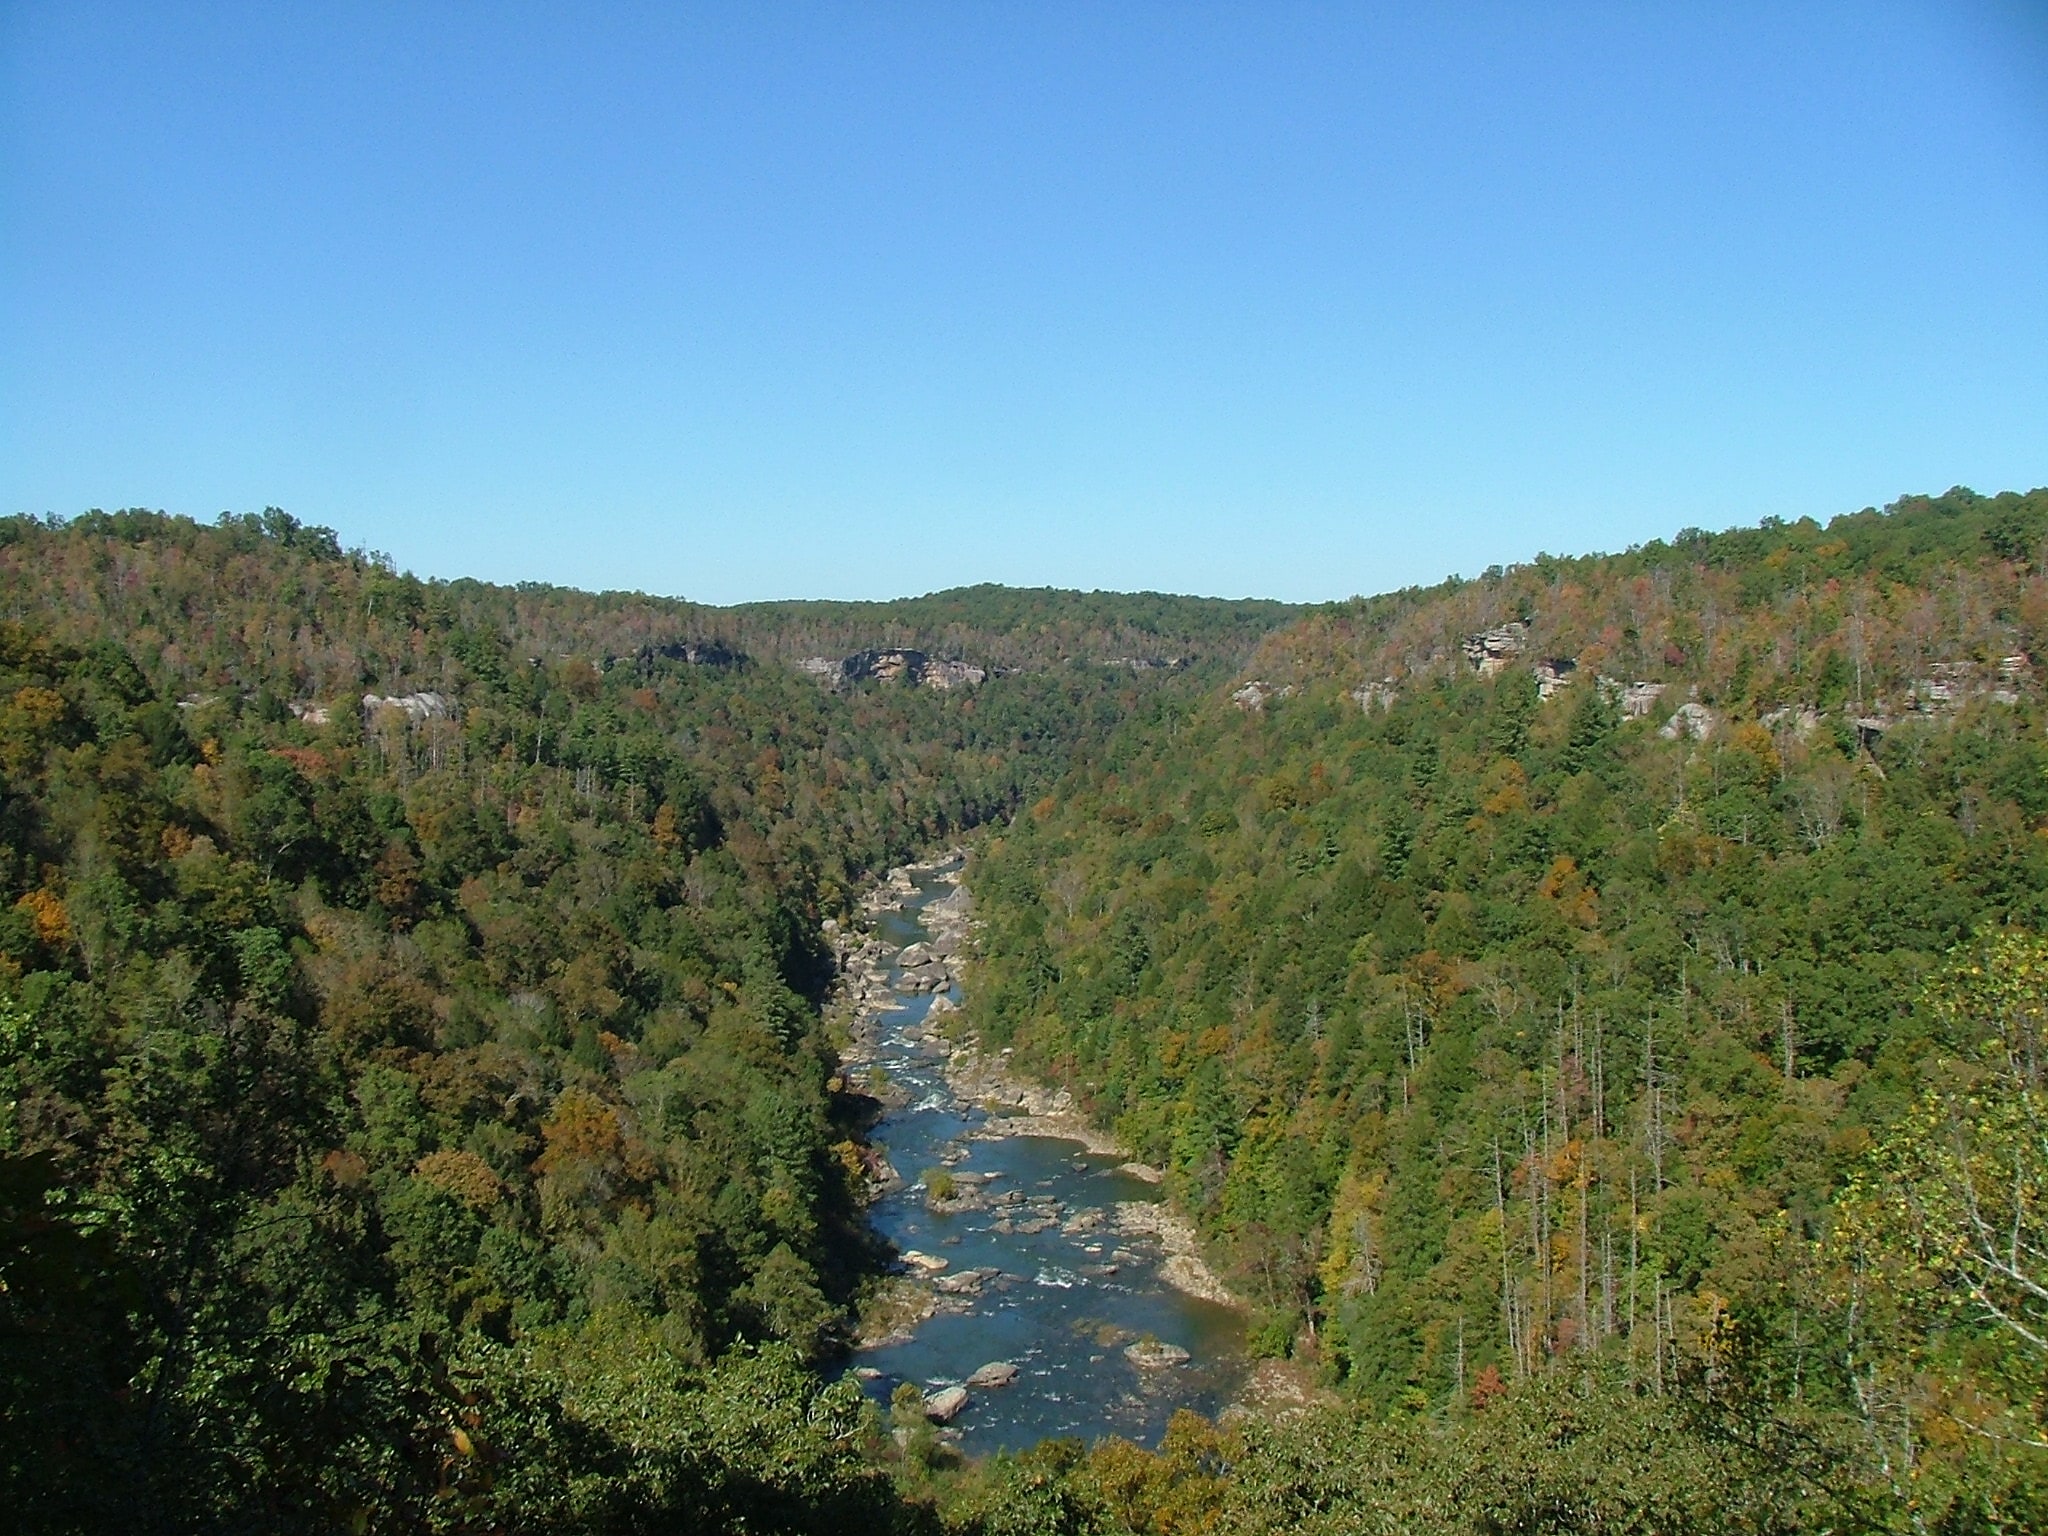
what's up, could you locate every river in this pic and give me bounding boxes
[841,860,1248,1454]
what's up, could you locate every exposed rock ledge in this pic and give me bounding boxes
[946,1041,1124,1156]
[857,1275,937,1347]
[1221,1358,1341,1423]
[1113,1200,1241,1309]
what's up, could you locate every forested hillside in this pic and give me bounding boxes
[959,487,2048,1525]
[4,495,2045,1533]
[0,509,1287,1530]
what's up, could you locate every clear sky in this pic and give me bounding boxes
[4,3,2045,604]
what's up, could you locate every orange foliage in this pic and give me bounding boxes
[321,1148,368,1187]
[534,1088,655,1185]
[1469,1361,1508,1410]
[271,745,331,778]
[534,1089,624,1176]
[14,888,71,946]
[1536,855,1599,927]
[1403,949,1469,1013]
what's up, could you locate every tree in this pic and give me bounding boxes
[1835,929,2048,1442]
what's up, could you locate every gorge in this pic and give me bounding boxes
[3,494,2046,1531]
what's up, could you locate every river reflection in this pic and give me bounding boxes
[848,869,1246,1453]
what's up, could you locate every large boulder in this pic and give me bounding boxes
[924,1385,970,1422]
[1124,1339,1192,1369]
[966,1360,1019,1388]
[1659,702,1719,741]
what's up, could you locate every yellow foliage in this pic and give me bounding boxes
[414,1148,503,1210]
[831,1138,868,1190]
[1260,774,1299,811]
[1318,1169,1388,1298]
[651,800,682,852]
[8,685,65,731]
[1478,758,1530,817]
[1727,721,1781,784]
[1079,1409,1238,1535]
[550,950,625,1024]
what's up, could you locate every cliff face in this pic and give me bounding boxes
[808,648,990,689]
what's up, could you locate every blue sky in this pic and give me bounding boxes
[4,3,2045,603]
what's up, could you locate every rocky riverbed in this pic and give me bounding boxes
[832,856,1249,1453]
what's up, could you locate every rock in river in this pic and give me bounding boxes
[1124,1339,1192,1369]
[924,1385,970,1422]
[966,1360,1019,1388]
